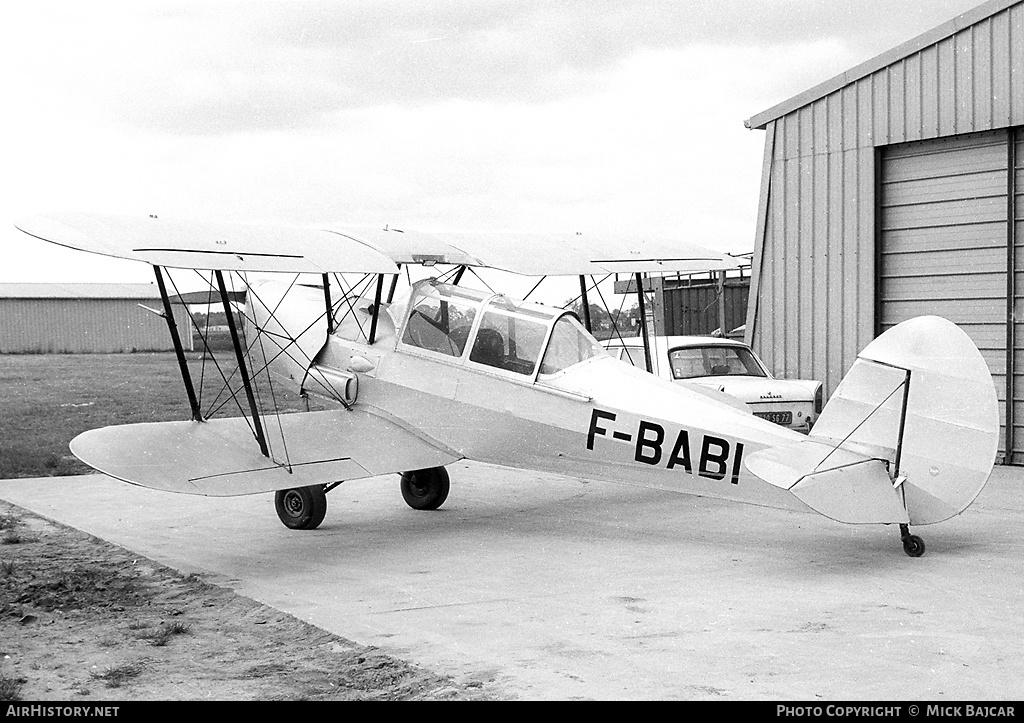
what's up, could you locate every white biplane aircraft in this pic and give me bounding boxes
[15,213,1000,556]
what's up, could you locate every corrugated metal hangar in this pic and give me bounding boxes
[744,0,1024,462]
[0,283,193,354]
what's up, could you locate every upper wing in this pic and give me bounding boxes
[17,212,740,276]
[15,212,399,274]
[479,232,739,275]
[70,408,462,497]
[333,225,742,275]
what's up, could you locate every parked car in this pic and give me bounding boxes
[602,335,823,432]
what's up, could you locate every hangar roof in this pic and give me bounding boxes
[745,0,1020,130]
[0,283,164,300]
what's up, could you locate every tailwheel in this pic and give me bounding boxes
[400,467,450,510]
[275,485,328,530]
[900,524,926,558]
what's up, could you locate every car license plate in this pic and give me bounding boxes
[754,411,793,425]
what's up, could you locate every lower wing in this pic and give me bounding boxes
[70,408,461,497]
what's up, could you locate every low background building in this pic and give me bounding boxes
[614,270,750,339]
[0,283,193,354]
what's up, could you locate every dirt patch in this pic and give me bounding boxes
[0,502,499,701]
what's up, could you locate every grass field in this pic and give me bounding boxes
[0,353,494,701]
[0,352,322,479]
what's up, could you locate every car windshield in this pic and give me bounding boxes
[668,345,766,379]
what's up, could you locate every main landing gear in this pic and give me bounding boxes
[275,485,329,530]
[273,467,450,529]
[900,523,926,558]
[400,467,450,510]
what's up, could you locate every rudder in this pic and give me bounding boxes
[810,316,999,525]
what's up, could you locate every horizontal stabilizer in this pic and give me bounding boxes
[70,409,460,496]
[744,439,908,524]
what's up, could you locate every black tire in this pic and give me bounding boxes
[902,534,926,558]
[275,486,328,530]
[400,467,450,510]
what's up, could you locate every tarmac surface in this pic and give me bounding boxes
[1,462,1022,700]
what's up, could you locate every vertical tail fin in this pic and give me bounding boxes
[809,316,999,525]
[744,317,999,526]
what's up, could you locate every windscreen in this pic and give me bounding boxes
[540,315,606,375]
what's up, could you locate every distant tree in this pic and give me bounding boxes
[565,300,611,330]
[609,304,642,336]
[192,310,228,327]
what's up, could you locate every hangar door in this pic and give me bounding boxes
[878,128,1022,462]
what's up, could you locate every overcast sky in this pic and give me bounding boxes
[0,0,985,287]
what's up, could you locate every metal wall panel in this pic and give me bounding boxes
[0,298,191,354]
[879,130,1010,453]
[1012,132,1024,461]
[765,3,1023,158]
[752,132,875,394]
[749,1,1024,406]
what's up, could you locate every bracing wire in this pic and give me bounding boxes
[231,271,272,456]
[165,269,362,460]
[811,377,908,474]
[181,268,251,420]
[466,266,495,294]
[166,270,257,438]
[240,270,293,470]
[522,276,547,301]
[561,274,612,311]
[183,272,219,406]
[223,280,351,411]
[331,272,376,342]
[593,279,639,351]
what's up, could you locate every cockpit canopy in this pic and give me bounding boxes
[397,280,606,378]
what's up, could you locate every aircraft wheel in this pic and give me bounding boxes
[400,467,450,510]
[902,534,926,558]
[275,486,328,530]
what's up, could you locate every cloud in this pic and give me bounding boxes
[247,0,984,109]
[5,0,982,137]
[0,0,987,285]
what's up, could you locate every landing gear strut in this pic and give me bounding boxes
[900,523,925,557]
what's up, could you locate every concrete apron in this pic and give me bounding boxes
[2,462,1022,700]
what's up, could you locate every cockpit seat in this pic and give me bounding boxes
[470,328,505,368]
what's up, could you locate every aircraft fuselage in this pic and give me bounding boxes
[319,333,812,514]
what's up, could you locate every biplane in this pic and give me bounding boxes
[14,212,1000,556]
